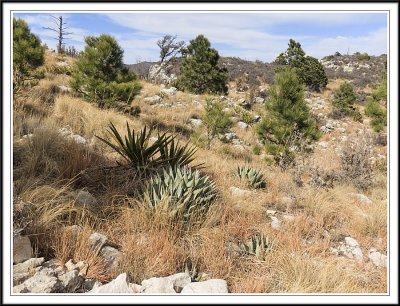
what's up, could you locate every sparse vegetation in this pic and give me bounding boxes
[332,81,362,121]
[235,165,266,189]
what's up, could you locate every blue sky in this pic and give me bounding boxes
[14,12,387,64]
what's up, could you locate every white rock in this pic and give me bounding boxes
[13,272,31,285]
[160,87,177,96]
[318,141,329,149]
[144,95,162,105]
[129,283,143,293]
[368,249,387,268]
[141,277,176,293]
[76,190,97,206]
[351,247,364,261]
[270,216,282,230]
[229,187,251,197]
[13,235,33,264]
[14,272,61,293]
[223,132,237,141]
[350,193,373,205]
[13,257,45,274]
[237,121,249,129]
[181,279,228,294]
[188,118,202,127]
[57,85,72,93]
[59,270,82,292]
[344,237,359,248]
[89,273,134,293]
[266,210,277,215]
[166,273,192,293]
[337,127,346,133]
[68,134,87,145]
[253,115,261,123]
[89,232,107,253]
[22,133,34,140]
[100,246,122,270]
[254,97,264,104]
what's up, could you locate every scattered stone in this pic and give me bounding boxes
[237,121,249,129]
[253,115,261,123]
[100,246,122,270]
[350,193,373,205]
[188,118,202,127]
[351,247,364,261]
[181,279,228,294]
[141,277,176,293]
[57,85,72,93]
[13,235,33,264]
[22,133,34,140]
[13,257,45,274]
[266,209,277,215]
[160,87,177,96]
[14,272,61,293]
[69,134,87,145]
[59,270,82,292]
[254,97,264,104]
[56,61,69,67]
[368,249,387,268]
[89,273,134,293]
[129,283,143,293]
[89,232,107,253]
[270,216,282,230]
[318,141,329,149]
[166,273,192,293]
[223,132,237,141]
[344,237,359,247]
[229,187,252,197]
[144,95,162,105]
[337,127,346,133]
[75,189,97,206]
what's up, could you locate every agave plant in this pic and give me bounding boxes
[235,165,266,189]
[238,233,273,259]
[143,166,217,220]
[96,122,201,171]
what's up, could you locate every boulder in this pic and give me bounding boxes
[141,277,176,293]
[160,87,177,96]
[89,273,134,293]
[270,216,282,230]
[368,249,387,268]
[59,270,82,292]
[76,190,97,206]
[14,272,62,293]
[13,235,33,264]
[89,232,107,253]
[100,246,122,270]
[254,97,264,104]
[318,141,329,149]
[344,237,359,247]
[181,279,228,294]
[166,273,192,293]
[144,95,162,105]
[13,257,45,274]
[188,118,203,127]
[237,121,249,130]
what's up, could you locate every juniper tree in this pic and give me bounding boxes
[177,35,228,95]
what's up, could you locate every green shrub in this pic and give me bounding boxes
[235,165,266,189]
[252,144,262,155]
[143,166,217,220]
[355,52,370,61]
[256,67,320,168]
[365,98,387,132]
[177,35,228,94]
[71,34,141,108]
[332,82,360,121]
[233,106,253,125]
[237,233,274,259]
[202,99,233,149]
[13,18,45,90]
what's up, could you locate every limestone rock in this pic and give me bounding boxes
[14,272,61,293]
[166,273,191,293]
[368,249,387,268]
[188,118,202,127]
[13,257,45,274]
[76,190,97,206]
[89,232,107,253]
[13,235,33,264]
[89,273,134,293]
[229,187,252,197]
[141,277,176,293]
[160,87,177,96]
[181,279,228,293]
[144,95,162,105]
[59,270,82,292]
[100,246,122,270]
[237,121,249,129]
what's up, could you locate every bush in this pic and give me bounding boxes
[177,35,228,94]
[355,52,370,61]
[70,34,141,108]
[13,18,45,90]
[332,82,361,120]
[252,144,262,155]
[201,99,233,148]
[143,166,217,221]
[233,106,253,125]
[256,67,320,168]
[365,98,387,132]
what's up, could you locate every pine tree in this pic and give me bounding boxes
[70,34,141,108]
[177,35,228,95]
[13,18,45,89]
[256,67,320,167]
[276,39,328,92]
[332,82,361,121]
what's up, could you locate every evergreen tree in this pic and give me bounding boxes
[13,18,45,89]
[177,35,228,95]
[275,39,328,92]
[332,82,360,121]
[70,34,141,108]
[256,67,320,167]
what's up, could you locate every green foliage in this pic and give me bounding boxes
[177,35,228,94]
[355,52,370,61]
[252,144,262,155]
[96,122,199,171]
[365,76,387,132]
[256,67,320,168]
[202,99,233,148]
[275,39,328,92]
[143,166,218,220]
[70,34,141,107]
[233,105,253,125]
[13,18,45,90]
[332,82,361,121]
[238,233,274,259]
[235,165,266,189]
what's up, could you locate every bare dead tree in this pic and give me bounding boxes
[157,34,184,65]
[43,15,73,54]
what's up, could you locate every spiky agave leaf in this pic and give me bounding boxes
[235,165,266,189]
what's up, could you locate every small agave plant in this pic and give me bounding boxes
[143,166,218,220]
[238,233,273,259]
[235,165,266,189]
